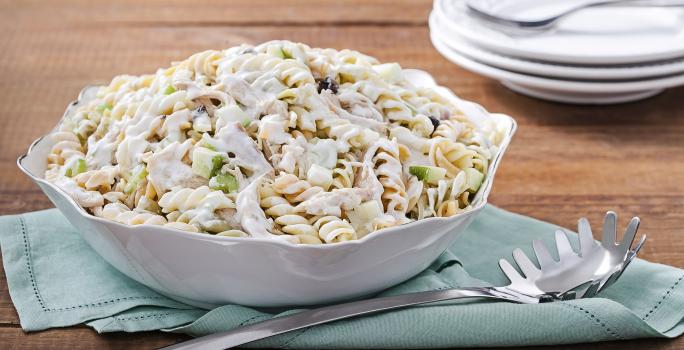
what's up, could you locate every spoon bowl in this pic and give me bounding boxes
[498,211,646,301]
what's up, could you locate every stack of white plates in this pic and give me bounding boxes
[430,0,684,104]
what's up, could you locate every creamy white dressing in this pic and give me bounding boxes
[389,126,431,166]
[296,188,368,217]
[86,122,120,170]
[276,135,308,174]
[220,76,271,120]
[146,140,199,194]
[161,109,192,142]
[307,138,338,169]
[115,135,150,173]
[204,122,273,179]
[336,89,384,122]
[354,163,385,204]
[320,90,386,132]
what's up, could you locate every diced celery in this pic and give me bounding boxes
[464,168,485,192]
[199,141,216,151]
[164,85,176,95]
[124,166,148,193]
[96,103,112,114]
[409,165,446,185]
[65,158,87,177]
[209,173,239,193]
[192,147,224,179]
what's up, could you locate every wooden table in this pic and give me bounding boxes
[1,1,683,349]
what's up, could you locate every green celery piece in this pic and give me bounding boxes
[124,167,148,193]
[409,165,447,185]
[164,85,176,95]
[96,103,112,114]
[211,173,238,193]
[465,168,485,192]
[66,159,87,177]
[192,147,224,179]
[210,155,223,177]
[201,142,217,151]
[408,166,428,180]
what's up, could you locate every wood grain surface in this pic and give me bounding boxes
[0,0,683,349]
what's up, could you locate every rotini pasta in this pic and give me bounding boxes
[45,40,501,244]
[312,215,356,243]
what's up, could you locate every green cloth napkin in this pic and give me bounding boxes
[1,206,682,348]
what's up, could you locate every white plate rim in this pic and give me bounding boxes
[430,25,684,93]
[434,0,684,65]
[431,11,684,80]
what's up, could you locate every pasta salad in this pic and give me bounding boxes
[45,41,505,244]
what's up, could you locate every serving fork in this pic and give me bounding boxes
[162,211,646,350]
[466,0,684,32]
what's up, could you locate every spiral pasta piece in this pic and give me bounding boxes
[175,50,222,82]
[273,173,323,203]
[313,216,356,243]
[258,179,296,217]
[159,186,235,232]
[369,139,409,222]
[408,114,435,138]
[376,89,413,122]
[432,120,464,141]
[218,49,314,88]
[274,214,323,244]
[414,171,470,220]
[159,186,233,213]
[73,166,118,191]
[164,221,200,233]
[95,202,167,226]
[47,131,85,171]
[429,138,478,178]
[318,117,378,153]
[331,154,357,190]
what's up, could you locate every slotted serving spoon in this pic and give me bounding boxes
[162,212,646,350]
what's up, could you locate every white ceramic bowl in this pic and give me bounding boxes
[18,69,516,308]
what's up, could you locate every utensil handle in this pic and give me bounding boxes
[607,0,684,6]
[160,287,518,350]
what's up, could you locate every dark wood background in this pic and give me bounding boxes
[0,0,682,349]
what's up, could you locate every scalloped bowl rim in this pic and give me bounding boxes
[17,68,517,251]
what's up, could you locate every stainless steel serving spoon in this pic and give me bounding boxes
[162,212,645,350]
[466,0,684,32]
